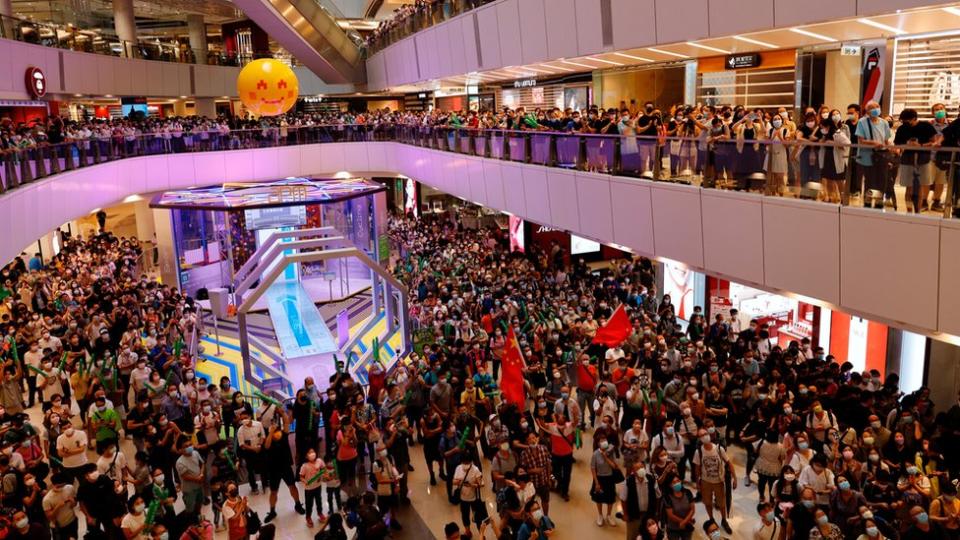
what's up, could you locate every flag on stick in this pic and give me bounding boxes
[500,327,526,408]
[591,304,633,347]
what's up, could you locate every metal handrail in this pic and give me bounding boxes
[2,122,959,217]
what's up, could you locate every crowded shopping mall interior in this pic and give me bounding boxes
[9,1,960,540]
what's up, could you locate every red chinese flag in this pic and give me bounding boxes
[592,304,632,347]
[500,327,526,407]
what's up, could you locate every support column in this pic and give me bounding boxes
[187,14,207,65]
[173,99,189,117]
[194,98,216,119]
[0,0,14,39]
[112,0,137,58]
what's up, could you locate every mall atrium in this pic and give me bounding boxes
[4,0,960,539]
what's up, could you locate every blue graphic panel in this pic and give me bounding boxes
[266,281,337,358]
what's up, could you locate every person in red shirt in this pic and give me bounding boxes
[576,354,599,429]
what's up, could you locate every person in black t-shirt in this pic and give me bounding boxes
[894,108,940,213]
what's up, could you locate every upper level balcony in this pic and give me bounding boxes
[2,124,960,344]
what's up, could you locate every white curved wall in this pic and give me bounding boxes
[5,141,960,341]
[366,0,955,90]
[0,38,354,101]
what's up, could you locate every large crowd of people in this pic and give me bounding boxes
[383,211,960,540]
[4,100,960,212]
[0,180,958,540]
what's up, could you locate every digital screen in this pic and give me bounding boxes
[121,104,148,117]
[571,234,600,255]
[244,206,307,230]
[509,215,525,253]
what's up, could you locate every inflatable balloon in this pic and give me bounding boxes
[237,59,299,117]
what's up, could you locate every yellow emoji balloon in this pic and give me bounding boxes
[237,59,299,117]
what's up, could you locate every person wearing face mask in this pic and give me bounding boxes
[43,472,79,540]
[55,417,88,482]
[893,108,939,215]
[373,443,403,531]
[854,100,893,209]
[904,505,949,540]
[929,480,960,536]
[517,499,554,540]
[694,428,736,534]
[120,496,148,540]
[640,516,665,540]
[221,481,248,540]
[236,411,266,495]
[76,462,117,536]
[618,459,660,540]
[89,391,122,453]
[765,112,791,196]
[536,410,575,502]
[590,433,622,527]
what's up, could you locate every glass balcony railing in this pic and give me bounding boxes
[1,124,957,219]
[364,0,495,56]
[0,14,288,67]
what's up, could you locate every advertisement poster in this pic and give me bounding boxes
[710,295,733,320]
[509,215,525,253]
[663,262,699,321]
[404,178,419,218]
[861,42,886,108]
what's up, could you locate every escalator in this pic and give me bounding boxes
[233,0,366,84]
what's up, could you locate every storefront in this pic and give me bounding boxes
[595,63,686,110]
[0,99,49,125]
[890,32,960,120]
[706,276,926,389]
[435,85,495,112]
[497,73,593,111]
[696,50,796,110]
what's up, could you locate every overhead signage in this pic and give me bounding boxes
[841,45,862,56]
[513,78,538,88]
[24,66,46,98]
[725,53,761,70]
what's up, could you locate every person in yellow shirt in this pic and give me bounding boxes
[930,481,960,535]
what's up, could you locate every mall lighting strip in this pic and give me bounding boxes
[733,35,778,49]
[560,59,597,69]
[586,56,625,66]
[857,18,904,35]
[647,47,689,59]
[686,41,731,54]
[613,52,654,62]
[789,27,836,42]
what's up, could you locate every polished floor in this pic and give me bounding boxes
[32,393,766,540]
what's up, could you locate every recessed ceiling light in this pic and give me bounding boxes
[585,56,625,66]
[541,63,574,72]
[647,47,688,59]
[686,42,731,54]
[944,6,960,16]
[733,35,778,49]
[560,59,596,69]
[613,52,654,62]
[857,18,904,34]
[790,27,836,42]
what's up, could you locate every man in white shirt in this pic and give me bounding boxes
[798,455,835,506]
[754,501,783,540]
[56,423,89,481]
[23,341,43,408]
[236,412,266,494]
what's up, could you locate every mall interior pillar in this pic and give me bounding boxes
[112,0,138,58]
[187,14,208,65]
[0,0,14,39]
[195,98,216,119]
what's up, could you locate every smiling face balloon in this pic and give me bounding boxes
[237,59,299,117]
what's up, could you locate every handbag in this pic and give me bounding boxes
[451,464,472,505]
[245,509,261,535]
